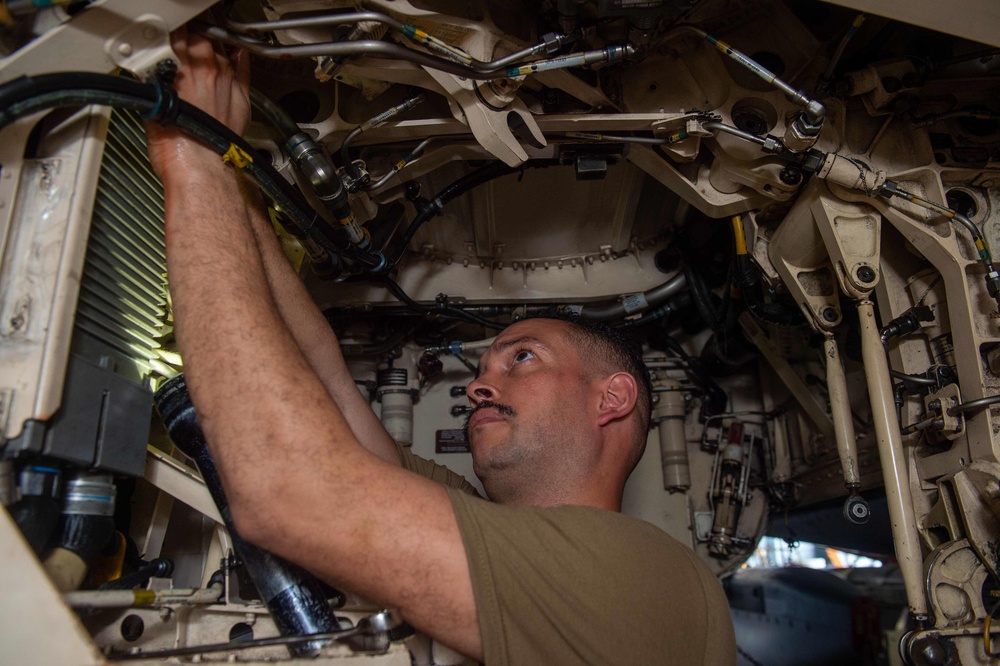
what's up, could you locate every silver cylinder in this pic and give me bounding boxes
[63,473,116,516]
[655,389,689,492]
[377,368,413,447]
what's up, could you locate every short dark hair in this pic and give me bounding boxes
[525,313,652,467]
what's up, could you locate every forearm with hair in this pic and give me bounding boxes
[236,177,401,465]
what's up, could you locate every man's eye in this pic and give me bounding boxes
[513,349,534,363]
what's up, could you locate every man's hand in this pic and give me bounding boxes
[146,28,251,185]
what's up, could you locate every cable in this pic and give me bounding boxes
[379,278,507,330]
[889,370,936,386]
[822,14,866,82]
[341,93,425,186]
[948,394,1000,416]
[249,86,299,138]
[391,159,560,265]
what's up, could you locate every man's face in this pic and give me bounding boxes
[464,319,600,496]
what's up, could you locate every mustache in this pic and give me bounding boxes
[463,400,516,439]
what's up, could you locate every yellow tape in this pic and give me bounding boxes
[222,143,254,169]
[0,3,13,27]
[133,590,156,606]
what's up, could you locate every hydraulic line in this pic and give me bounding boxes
[564,130,691,145]
[249,86,299,138]
[702,121,767,147]
[366,138,434,191]
[880,180,1000,311]
[676,26,825,125]
[730,215,802,326]
[198,22,604,81]
[379,278,507,330]
[106,611,400,662]
[392,159,560,265]
[249,87,370,253]
[224,10,579,75]
[0,72,384,271]
[822,14,866,82]
[341,93,426,187]
[577,272,687,320]
[948,394,1000,416]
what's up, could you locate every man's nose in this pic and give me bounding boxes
[466,377,495,403]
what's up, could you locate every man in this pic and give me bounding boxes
[147,29,735,664]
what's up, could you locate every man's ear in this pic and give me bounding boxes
[596,372,639,427]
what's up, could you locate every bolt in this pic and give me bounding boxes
[117,42,132,57]
[779,165,802,185]
[856,265,876,284]
[822,307,839,322]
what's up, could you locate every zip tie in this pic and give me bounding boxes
[221,143,254,168]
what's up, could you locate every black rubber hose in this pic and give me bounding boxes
[0,73,382,270]
[380,278,507,330]
[8,496,61,556]
[154,375,340,658]
[56,514,116,564]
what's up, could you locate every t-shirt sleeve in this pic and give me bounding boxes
[395,443,482,498]
[447,488,736,666]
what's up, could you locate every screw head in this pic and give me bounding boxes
[822,307,839,322]
[856,265,876,284]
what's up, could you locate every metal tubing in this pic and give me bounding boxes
[225,10,573,72]
[677,27,825,123]
[857,300,927,617]
[823,335,860,488]
[195,23,509,80]
[64,583,224,609]
[702,121,767,146]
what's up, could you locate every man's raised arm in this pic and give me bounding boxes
[146,30,482,659]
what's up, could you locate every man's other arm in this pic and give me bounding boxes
[237,178,400,465]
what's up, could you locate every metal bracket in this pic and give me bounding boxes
[424,69,546,166]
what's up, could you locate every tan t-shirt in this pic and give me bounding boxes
[397,446,736,665]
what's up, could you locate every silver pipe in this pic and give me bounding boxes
[702,121,767,146]
[223,12,575,73]
[674,26,825,123]
[564,131,672,145]
[857,299,927,619]
[64,582,224,609]
[193,22,508,80]
[367,138,434,190]
[579,272,686,319]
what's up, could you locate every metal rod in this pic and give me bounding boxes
[64,583,224,609]
[857,299,927,618]
[823,335,860,488]
[702,121,767,146]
